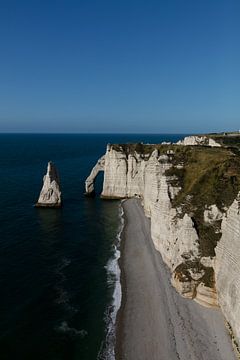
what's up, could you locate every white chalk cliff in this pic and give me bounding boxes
[85,155,105,195]
[215,194,240,345]
[177,135,221,147]
[36,161,61,207]
[85,142,240,348]
[86,145,216,302]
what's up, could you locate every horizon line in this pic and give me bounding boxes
[0,131,198,135]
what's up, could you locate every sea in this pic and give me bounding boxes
[0,133,185,360]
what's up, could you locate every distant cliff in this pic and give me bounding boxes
[85,134,240,351]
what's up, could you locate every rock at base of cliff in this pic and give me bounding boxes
[35,161,62,208]
[84,190,96,198]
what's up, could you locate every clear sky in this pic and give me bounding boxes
[0,0,239,133]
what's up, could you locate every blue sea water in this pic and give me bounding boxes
[0,134,185,360]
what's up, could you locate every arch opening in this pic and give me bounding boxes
[85,156,105,197]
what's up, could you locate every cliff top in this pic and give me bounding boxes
[196,132,240,151]
[112,132,240,154]
[166,146,240,254]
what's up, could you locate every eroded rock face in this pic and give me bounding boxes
[85,155,105,196]
[177,135,221,147]
[204,205,223,224]
[195,283,218,308]
[215,194,240,344]
[35,162,61,208]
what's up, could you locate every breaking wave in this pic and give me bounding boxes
[56,321,87,338]
[97,201,124,360]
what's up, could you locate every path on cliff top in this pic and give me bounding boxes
[116,198,236,360]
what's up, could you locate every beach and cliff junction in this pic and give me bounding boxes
[116,199,236,360]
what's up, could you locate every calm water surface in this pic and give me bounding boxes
[0,134,185,360]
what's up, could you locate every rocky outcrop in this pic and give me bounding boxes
[204,205,223,224]
[35,162,61,208]
[177,135,221,147]
[215,193,240,346]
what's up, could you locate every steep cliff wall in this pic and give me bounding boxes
[85,155,105,196]
[85,142,240,346]
[215,195,240,347]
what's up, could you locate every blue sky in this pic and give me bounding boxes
[0,0,239,133]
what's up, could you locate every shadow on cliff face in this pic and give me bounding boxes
[93,171,104,196]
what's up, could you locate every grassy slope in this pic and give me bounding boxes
[166,146,240,256]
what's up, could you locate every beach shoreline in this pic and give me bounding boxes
[98,203,124,360]
[115,198,236,360]
[115,202,127,360]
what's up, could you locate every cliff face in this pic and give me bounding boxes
[85,155,105,196]
[85,141,240,346]
[215,195,240,344]
[177,135,221,147]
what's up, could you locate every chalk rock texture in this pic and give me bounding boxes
[215,193,240,345]
[195,283,219,308]
[35,162,61,207]
[86,144,240,345]
[177,135,221,147]
[204,205,223,224]
[85,155,105,196]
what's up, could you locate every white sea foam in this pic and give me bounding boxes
[97,201,125,360]
[54,257,79,313]
[56,321,87,338]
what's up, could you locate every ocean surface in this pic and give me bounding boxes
[0,134,185,360]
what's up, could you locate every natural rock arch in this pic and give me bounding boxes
[85,155,105,196]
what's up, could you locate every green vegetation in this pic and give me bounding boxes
[112,144,240,236]
[111,142,157,155]
[205,132,240,152]
[112,142,187,156]
[174,261,215,288]
[175,260,204,281]
[165,146,240,256]
[201,267,215,288]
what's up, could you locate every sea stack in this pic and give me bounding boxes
[35,161,62,208]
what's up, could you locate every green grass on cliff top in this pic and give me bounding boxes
[112,142,240,212]
[165,145,240,256]
[167,146,240,209]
